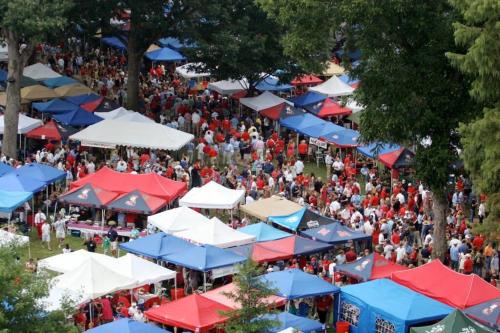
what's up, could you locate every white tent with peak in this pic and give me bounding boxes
[179,181,245,209]
[0,113,42,134]
[240,91,286,112]
[148,206,209,234]
[38,249,117,273]
[116,253,176,285]
[173,217,256,248]
[309,75,355,97]
[96,107,154,123]
[208,79,249,95]
[23,62,61,81]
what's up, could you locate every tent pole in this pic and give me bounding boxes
[24,136,26,159]
[174,276,177,300]
[203,271,207,292]
[45,187,49,219]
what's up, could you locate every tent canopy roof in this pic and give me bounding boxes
[240,91,286,112]
[116,253,176,285]
[32,98,78,113]
[106,190,167,214]
[59,183,119,208]
[85,318,171,333]
[120,233,193,259]
[301,222,371,244]
[25,120,78,141]
[21,85,58,100]
[261,312,323,333]
[42,76,78,88]
[309,75,354,97]
[288,91,327,108]
[410,310,495,333]
[145,47,185,62]
[179,181,245,209]
[70,119,194,151]
[240,195,303,221]
[15,163,66,185]
[336,253,408,281]
[0,172,46,193]
[38,249,117,273]
[23,62,61,80]
[52,108,103,126]
[464,298,500,331]
[208,79,248,95]
[54,83,93,97]
[291,75,323,86]
[0,190,33,213]
[238,222,291,242]
[305,98,352,117]
[0,163,13,177]
[175,63,210,78]
[256,76,293,92]
[148,206,209,234]
[65,93,101,105]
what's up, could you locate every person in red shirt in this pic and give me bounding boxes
[345,247,357,262]
[391,230,401,245]
[315,295,333,324]
[472,234,484,250]
[370,194,380,207]
[463,254,473,274]
[139,152,150,167]
[298,140,308,160]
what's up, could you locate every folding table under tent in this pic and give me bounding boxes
[258,268,339,300]
[300,222,372,245]
[339,279,453,333]
[411,310,495,333]
[23,62,61,81]
[32,98,78,114]
[119,232,194,260]
[85,318,172,333]
[145,294,232,333]
[105,190,167,215]
[335,253,407,281]
[208,79,249,96]
[464,298,500,331]
[69,119,194,151]
[238,222,291,242]
[0,113,42,134]
[391,260,500,309]
[147,206,210,234]
[309,75,355,97]
[42,76,78,88]
[179,180,245,210]
[260,312,323,333]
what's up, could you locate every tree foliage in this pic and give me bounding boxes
[221,260,278,333]
[0,246,78,333]
[447,0,500,238]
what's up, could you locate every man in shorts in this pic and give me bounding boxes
[107,225,119,257]
[52,215,66,248]
[41,220,52,251]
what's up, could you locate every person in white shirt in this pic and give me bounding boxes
[396,192,405,204]
[191,111,201,135]
[329,200,341,215]
[363,220,374,236]
[295,159,304,175]
[332,158,344,176]
[34,209,46,240]
[86,160,95,174]
[41,221,51,250]
[53,216,66,248]
[395,243,406,264]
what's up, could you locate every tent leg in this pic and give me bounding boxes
[174,276,177,300]
[24,136,26,159]
[203,272,207,292]
[45,187,49,220]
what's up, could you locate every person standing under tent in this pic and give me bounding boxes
[41,220,52,251]
[52,214,66,248]
[34,209,46,240]
[107,225,119,257]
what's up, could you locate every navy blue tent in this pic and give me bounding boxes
[42,76,78,88]
[86,318,171,333]
[298,209,337,230]
[145,47,185,62]
[106,190,167,214]
[288,91,327,108]
[356,143,401,159]
[301,222,371,244]
[120,233,193,260]
[102,37,127,51]
[258,268,339,300]
[279,106,306,120]
[0,173,46,193]
[65,93,101,105]
[299,122,344,139]
[464,298,500,331]
[32,99,78,114]
[163,244,247,272]
[53,108,103,126]
[58,184,118,208]
[0,163,13,177]
[260,312,323,333]
[15,163,65,185]
[256,77,294,92]
[0,70,6,82]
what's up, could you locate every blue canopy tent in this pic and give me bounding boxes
[321,128,360,148]
[0,163,13,176]
[339,279,452,333]
[256,77,294,92]
[260,312,323,333]
[163,244,247,272]
[300,122,344,139]
[269,208,307,231]
[85,318,171,333]
[288,91,327,108]
[101,37,127,51]
[258,268,339,300]
[145,47,185,62]
[157,37,196,50]
[301,222,371,245]
[0,190,33,213]
[53,108,103,126]
[32,99,78,114]
[0,173,46,193]
[15,163,65,185]
[356,143,401,159]
[65,93,101,105]
[298,209,338,230]
[339,74,360,86]
[279,106,306,120]
[42,76,78,88]
[238,222,291,242]
[279,113,325,137]
[120,233,193,260]
[464,298,500,331]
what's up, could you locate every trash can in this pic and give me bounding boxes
[336,321,350,333]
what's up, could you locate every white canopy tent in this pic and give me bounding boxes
[0,230,29,247]
[23,62,61,81]
[42,282,91,312]
[95,108,154,123]
[175,63,210,79]
[116,253,176,285]
[148,206,209,234]
[0,113,42,134]
[240,91,286,112]
[309,75,355,97]
[208,79,249,95]
[38,249,117,274]
[179,181,245,209]
[173,217,256,248]
[69,119,194,151]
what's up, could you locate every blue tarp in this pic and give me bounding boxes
[279,113,325,136]
[15,163,65,185]
[0,163,13,177]
[65,93,101,105]
[102,37,127,51]
[120,233,193,260]
[258,268,339,300]
[85,318,171,333]
[53,108,103,126]
[269,208,307,231]
[301,222,371,244]
[260,312,323,333]
[32,99,78,114]
[340,279,452,333]
[464,298,500,331]
[356,143,401,159]
[238,222,291,242]
[288,92,327,108]
[0,173,46,193]
[42,76,78,88]
[256,77,294,92]
[321,128,360,147]
[145,47,185,62]
[163,244,247,272]
[0,190,33,213]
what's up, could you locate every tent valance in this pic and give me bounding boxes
[179,181,244,209]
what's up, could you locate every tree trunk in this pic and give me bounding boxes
[2,35,22,159]
[431,190,448,261]
[126,35,141,111]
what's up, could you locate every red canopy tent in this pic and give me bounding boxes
[202,282,286,309]
[378,147,415,169]
[260,104,286,120]
[305,98,352,118]
[70,166,187,203]
[336,252,407,281]
[81,97,104,112]
[291,75,323,86]
[391,260,500,309]
[370,253,408,280]
[145,294,232,332]
[25,120,76,141]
